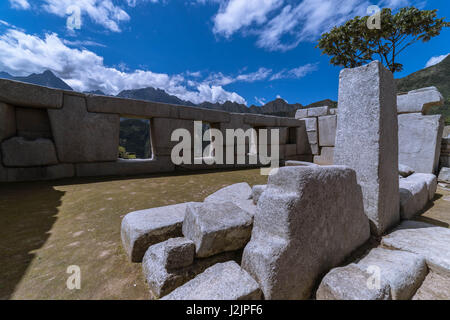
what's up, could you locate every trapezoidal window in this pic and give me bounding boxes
[118,117,153,160]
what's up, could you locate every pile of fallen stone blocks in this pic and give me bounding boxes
[317,220,450,300]
[121,182,263,299]
[294,105,337,166]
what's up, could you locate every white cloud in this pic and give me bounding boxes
[0,28,246,104]
[425,53,449,68]
[207,0,418,51]
[213,0,283,37]
[9,0,30,10]
[270,63,318,80]
[41,0,130,32]
[255,96,266,105]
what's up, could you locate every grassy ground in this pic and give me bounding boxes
[0,169,267,300]
[0,170,448,300]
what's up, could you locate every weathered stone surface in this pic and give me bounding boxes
[49,94,120,163]
[399,176,428,220]
[86,94,178,118]
[0,153,7,181]
[399,164,415,178]
[357,248,427,300]
[382,221,450,275]
[143,244,241,298]
[295,109,308,119]
[0,102,16,143]
[15,107,52,139]
[6,164,74,182]
[303,117,317,132]
[295,125,311,155]
[242,166,370,300]
[76,157,175,177]
[282,144,297,157]
[0,78,63,109]
[308,106,329,117]
[329,108,337,115]
[161,261,262,300]
[410,173,437,201]
[316,264,392,300]
[397,87,444,114]
[334,61,399,235]
[178,106,230,123]
[121,202,199,262]
[444,126,450,138]
[151,117,194,156]
[276,117,304,127]
[285,160,318,167]
[412,271,450,300]
[307,131,317,144]
[182,202,253,258]
[243,114,279,127]
[251,185,266,205]
[1,137,58,167]
[162,237,196,270]
[318,115,337,147]
[310,143,319,155]
[204,182,255,217]
[314,147,334,166]
[398,113,444,174]
[438,167,450,184]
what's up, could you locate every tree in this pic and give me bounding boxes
[317,7,450,73]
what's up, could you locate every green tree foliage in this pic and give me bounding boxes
[317,7,450,73]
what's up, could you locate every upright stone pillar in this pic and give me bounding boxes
[334,61,399,235]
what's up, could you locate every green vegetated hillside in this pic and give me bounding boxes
[396,55,450,125]
[119,119,151,159]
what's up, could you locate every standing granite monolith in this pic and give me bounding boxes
[334,61,399,235]
[241,166,370,300]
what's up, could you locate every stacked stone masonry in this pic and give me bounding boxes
[0,78,311,182]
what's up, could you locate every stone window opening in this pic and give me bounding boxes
[118,117,153,160]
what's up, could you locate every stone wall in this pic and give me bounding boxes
[296,86,445,174]
[0,79,311,182]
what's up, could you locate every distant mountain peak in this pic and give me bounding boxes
[0,69,73,91]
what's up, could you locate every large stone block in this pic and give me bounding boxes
[1,137,58,167]
[243,114,279,127]
[16,107,52,139]
[334,61,399,235]
[438,167,450,184]
[0,102,16,143]
[161,261,262,300]
[313,147,334,166]
[410,173,437,201]
[121,202,199,262]
[398,113,444,174]
[182,202,253,258]
[0,153,7,182]
[152,117,194,156]
[397,87,444,114]
[308,106,329,117]
[303,117,317,132]
[0,79,63,109]
[399,177,429,220]
[178,106,230,123]
[86,94,178,118]
[143,242,241,298]
[399,164,415,178]
[357,248,427,300]
[251,185,266,205]
[49,94,120,163]
[316,264,392,300]
[241,166,370,300]
[381,221,450,275]
[295,125,311,155]
[295,109,308,119]
[318,115,337,147]
[6,164,74,182]
[204,182,255,217]
[75,157,175,177]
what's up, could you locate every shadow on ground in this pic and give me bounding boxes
[0,183,64,299]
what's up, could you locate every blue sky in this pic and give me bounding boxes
[0,0,449,106]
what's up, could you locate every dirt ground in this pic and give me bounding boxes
[0,169,267,300]
[0,170,448,300]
